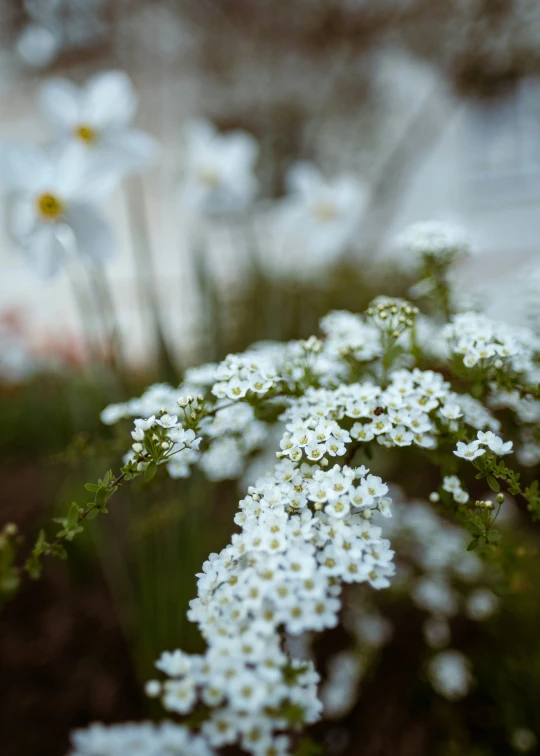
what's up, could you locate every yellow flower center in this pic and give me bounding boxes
[37,193,64,220]
[75,124,97,144]
[314,200,338,221]
[198,167,220,187]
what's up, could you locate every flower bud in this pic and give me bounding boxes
[145,680,161,698]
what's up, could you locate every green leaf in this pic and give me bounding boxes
[467,538,479,551]
[84,483,100,492]
[67,503,80,528]
[35,529,47,553]
[144,461,157,482]
[487,475,500,492]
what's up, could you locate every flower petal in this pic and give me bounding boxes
[82,71,137,129]
[99,129,159,173]
[0,142,48,192]
[39,78,81,130]
[286,162,324,196]
[25,225,64,278]
[65,202,115,261]
[51,143,120,201]
[11,196,37,237]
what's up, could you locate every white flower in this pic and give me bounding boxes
[16,23,59,69]
[155,649,192,677]
[39,70,158,174]
[180,119,259,214]
[453,440,485,461]
[162,678,198,714]
[412,577,458,616]
[1,142,116,276]
[275,162,366,267]
[69,722,213,756]
[396,219,471,267]
[427,650,472,701]
[477,430,513,456]
[442,475,461,493]
[465,588,499,621]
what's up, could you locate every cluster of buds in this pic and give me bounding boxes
[177,394,205,429]
[474,499,495,510]
[300,336,323,355]
[131,413,175,466]
[366,296,419,339]
[128,409,202,480]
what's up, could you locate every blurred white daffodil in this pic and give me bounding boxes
[180,119,259,215]
[1,142,116,277]
[276,162,366,262]
[39,70,158,175]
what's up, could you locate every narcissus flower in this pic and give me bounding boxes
[180,119,259,215]
[275,162,366,266]
[39,70,158,174]
[1,142,116,276]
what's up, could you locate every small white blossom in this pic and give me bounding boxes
[39,70,158,174]
[454,440,485,461]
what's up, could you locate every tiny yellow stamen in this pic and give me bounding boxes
[314,200,338,221]
[75,124,97,144]
[37,193,63,220]
[198,167,220,187]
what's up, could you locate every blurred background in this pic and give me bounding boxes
[1,1,540,755]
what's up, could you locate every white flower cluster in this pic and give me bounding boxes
[397,220,471,267]
[127,411,203,480]
[454,430,513,462]
[144,455,394,752]
[443,312,537,371]
[442,475,469,504]
[199,403,268,481]
[279,367,495,456]
[68,721,213,756]
[211,353,278,401]
[319,310,382,365]
[85,297,535,753]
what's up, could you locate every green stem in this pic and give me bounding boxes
[84,263,128,398]
[65,251,103,364]
[191,229,222,363]
[125,176,178,383]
